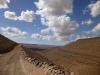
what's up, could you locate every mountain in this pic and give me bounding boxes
[37,37,100,75]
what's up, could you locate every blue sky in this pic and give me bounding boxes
[0,0,100,45]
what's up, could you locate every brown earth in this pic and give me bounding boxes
[0,34,17,53]
[0,34,100,75]
[37,37,100,75]
[0,34,67,75]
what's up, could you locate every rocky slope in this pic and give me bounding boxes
[0,34,68,75]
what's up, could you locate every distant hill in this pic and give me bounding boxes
[21,43,56,50]
[37,37,100,75]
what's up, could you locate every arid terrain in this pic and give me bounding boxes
[37,37,100,75]
[0,34,100,75]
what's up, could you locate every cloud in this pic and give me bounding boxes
[4,11,18,20]
[70,30,98,42]
[41,28,51,35]
[41,17,48,25]
[4,10,35,22]
[18,10,35,22]
[0,26,28,38]
[31,34,41,39]
[31,33,59,41]
[35,0,78,43]
[35,0,73,16]
[82,19,93,25]
[92,23,100,32]
[73,34,91,41]
[42,16,79,40]
[0,0,10,9]
[88,0,100,17]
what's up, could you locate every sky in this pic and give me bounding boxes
[0,0,100,45]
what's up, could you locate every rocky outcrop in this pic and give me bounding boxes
[21,47,69,75]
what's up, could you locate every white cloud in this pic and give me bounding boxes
[18,10,35,22]
[35,0,78,43]
[35,0,73,16]
[43,16,79,40]
[70,31,97,42]
[0,0,10,9]
[31,34,41,39]
[6,0,10,3]
[4,11,18,20]
[41,17,48,25]
[41,28,50,35]
[31,33,51,40]
[92,23,100,32]
[82,19,93,25]
[0,27,28,38]
[4,10,35,22]
[88,0,100,17]
[31,33,61,41]
[74,34,91,41]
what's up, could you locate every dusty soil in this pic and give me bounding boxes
[37,37,100,75]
